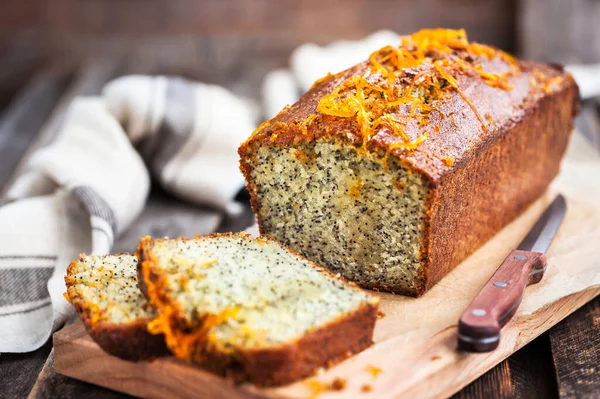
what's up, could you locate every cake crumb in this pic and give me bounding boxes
[331,378,347,391]
[377,310,386,319]
[361,384,372,393]
[366,365,383,378]
[431,355,441,361]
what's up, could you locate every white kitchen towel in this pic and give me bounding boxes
[0,76,255,352]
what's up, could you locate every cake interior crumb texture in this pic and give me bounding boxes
[146,235,378,350]
[249,139,430,295]
[66,254,156,324]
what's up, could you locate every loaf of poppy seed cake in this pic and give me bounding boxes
[65,254,169,360]
[136,233,379,386]
[239,28,579,297]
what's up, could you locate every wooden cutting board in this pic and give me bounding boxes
[53,133,600,399]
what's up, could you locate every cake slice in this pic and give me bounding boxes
[65,254,169,361]
[137,233,379,386]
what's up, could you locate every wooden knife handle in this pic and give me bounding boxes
[458,249,547,352]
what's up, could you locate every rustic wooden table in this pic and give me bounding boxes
[0,46,598,399]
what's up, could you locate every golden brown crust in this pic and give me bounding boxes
[239,60,573,185]
[136,233,379,386]
[421,82,578,293]
[65,255,170,361]
[238,37,579,297]
[196,302,377,386]
[71,299,170,361]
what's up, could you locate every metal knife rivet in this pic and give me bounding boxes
[494,281,507,287]
[514,254,527,260]
[472,309,486,316]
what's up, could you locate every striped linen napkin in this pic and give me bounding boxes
[0,76,255,352]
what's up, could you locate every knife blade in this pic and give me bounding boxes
[457,194,567,352]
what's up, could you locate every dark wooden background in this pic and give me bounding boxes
[0,1,598,398]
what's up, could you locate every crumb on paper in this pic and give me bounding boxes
[331,378,347,391]
[430,355,441,361]
[377,310,386,319]
[365,365,382,378]
[304,380,325,399]
[361,384,372,393]
[304,377,348,398]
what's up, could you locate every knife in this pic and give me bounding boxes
[457,194,567,352]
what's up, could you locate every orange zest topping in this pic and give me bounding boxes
[201,259,218,268]
[142,250,239,361]
[440,157,454,166]
[311,72,334,89]
[530,67,564,98]
[304,378,347,399]
[299,113,317,135]
[313,28,516,155]
[87,302,104,326]
[366,364,383,378]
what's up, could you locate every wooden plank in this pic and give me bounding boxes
[13,0,517,52]
[19,58,120,151]
[54,323,261,399]
[0,338,53,399]
[28,348,131,399]
[520,0,600,62]
[0,36,47,111]
[454,361,513,398]
[0,65,71,191]
[455,333,558,399]
[506,334,558,398]
[549,296,600,398]
[1,58,120,195]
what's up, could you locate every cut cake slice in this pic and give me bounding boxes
[65,254,169,360]
[137,233,379,386]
